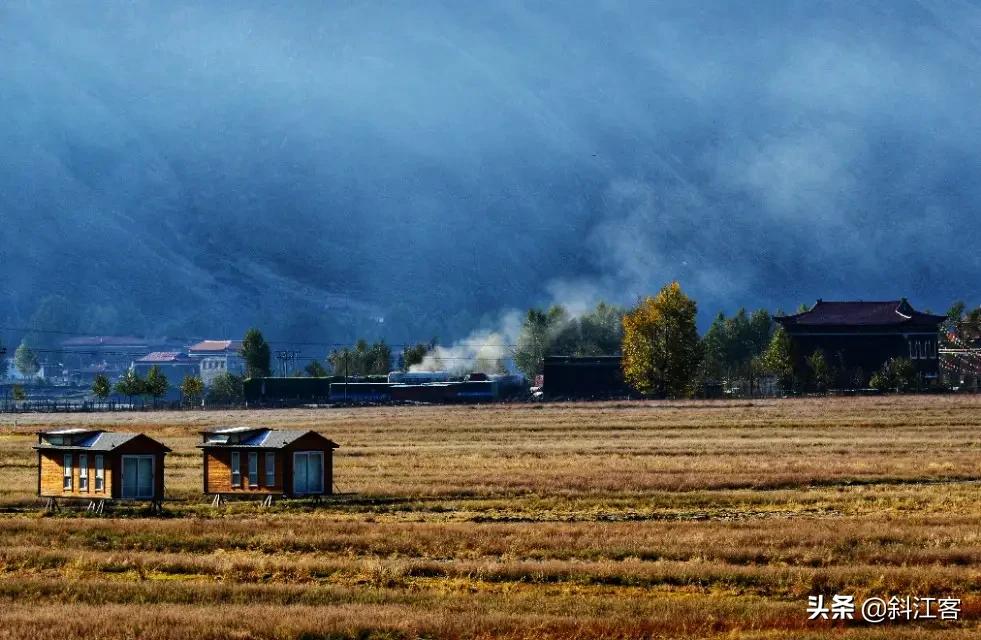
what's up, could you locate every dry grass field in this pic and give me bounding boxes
[0,395,978,639]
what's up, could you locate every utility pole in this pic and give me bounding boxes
[276,350,301,377]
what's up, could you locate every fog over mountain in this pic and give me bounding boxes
[2,1,979,347]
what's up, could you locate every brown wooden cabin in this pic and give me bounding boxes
[34,429,171,504]
[198,427,339,499]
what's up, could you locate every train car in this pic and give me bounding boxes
[328,382,394,403]
[489,374,528,398]
[387,370,450,384]
[244,377,333,406]
[390,383,452,403]
[451,380,497,402]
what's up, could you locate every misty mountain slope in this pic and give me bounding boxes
[1,1,979,345]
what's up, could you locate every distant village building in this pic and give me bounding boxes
[198,427,339,503]
[132,352,199,381]
[60,336,177,383]
[61,336,168,367]
[187,340,244,385]
[34,429,171,508]
[774,299,945,385]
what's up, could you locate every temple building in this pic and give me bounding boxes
[774,299,946,385]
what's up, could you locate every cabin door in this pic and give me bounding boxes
[121,455,155,499]
[292,451,324,495]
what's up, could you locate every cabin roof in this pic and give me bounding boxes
[33,430,172,452]
[197,427,338,449]
[774,299,946,327]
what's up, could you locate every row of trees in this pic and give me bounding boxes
[327,340,393,377]
[511,283,965,397]
[513,303,624,377]
[511,283,757,396]
[90,369,244,407]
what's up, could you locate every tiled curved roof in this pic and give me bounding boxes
[775,300,946,327]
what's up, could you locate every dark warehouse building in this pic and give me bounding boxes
[541,355,630,398]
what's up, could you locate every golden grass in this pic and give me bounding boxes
[0,395,978,638]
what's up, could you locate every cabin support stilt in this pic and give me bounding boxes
[85,500,106,514]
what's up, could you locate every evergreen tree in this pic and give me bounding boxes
[240,328,271,378]
[145,366,169,406]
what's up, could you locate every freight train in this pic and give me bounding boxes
[244,373,527,406]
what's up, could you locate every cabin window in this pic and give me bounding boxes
[95,455,104,491]
[265,452,275,486]
[63,454,73,490]
[230,451,241,487]
[248,452,258,487]
[79,454,88,491]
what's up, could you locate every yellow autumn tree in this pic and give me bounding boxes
[621,282,702,397]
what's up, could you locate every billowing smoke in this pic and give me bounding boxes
[410,312,522,375]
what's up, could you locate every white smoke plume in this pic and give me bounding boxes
[410,311,523,375]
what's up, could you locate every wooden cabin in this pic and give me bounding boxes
[198,427,339,501]
[34,429,171,507]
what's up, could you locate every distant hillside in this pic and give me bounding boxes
[1,2,979,346]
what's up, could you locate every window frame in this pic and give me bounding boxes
[265,452,275,487]
[79,453,89,492]
[248,452,258,487]
[63,453,73,491]
[230,451,241,487]
[95,455,104,492]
